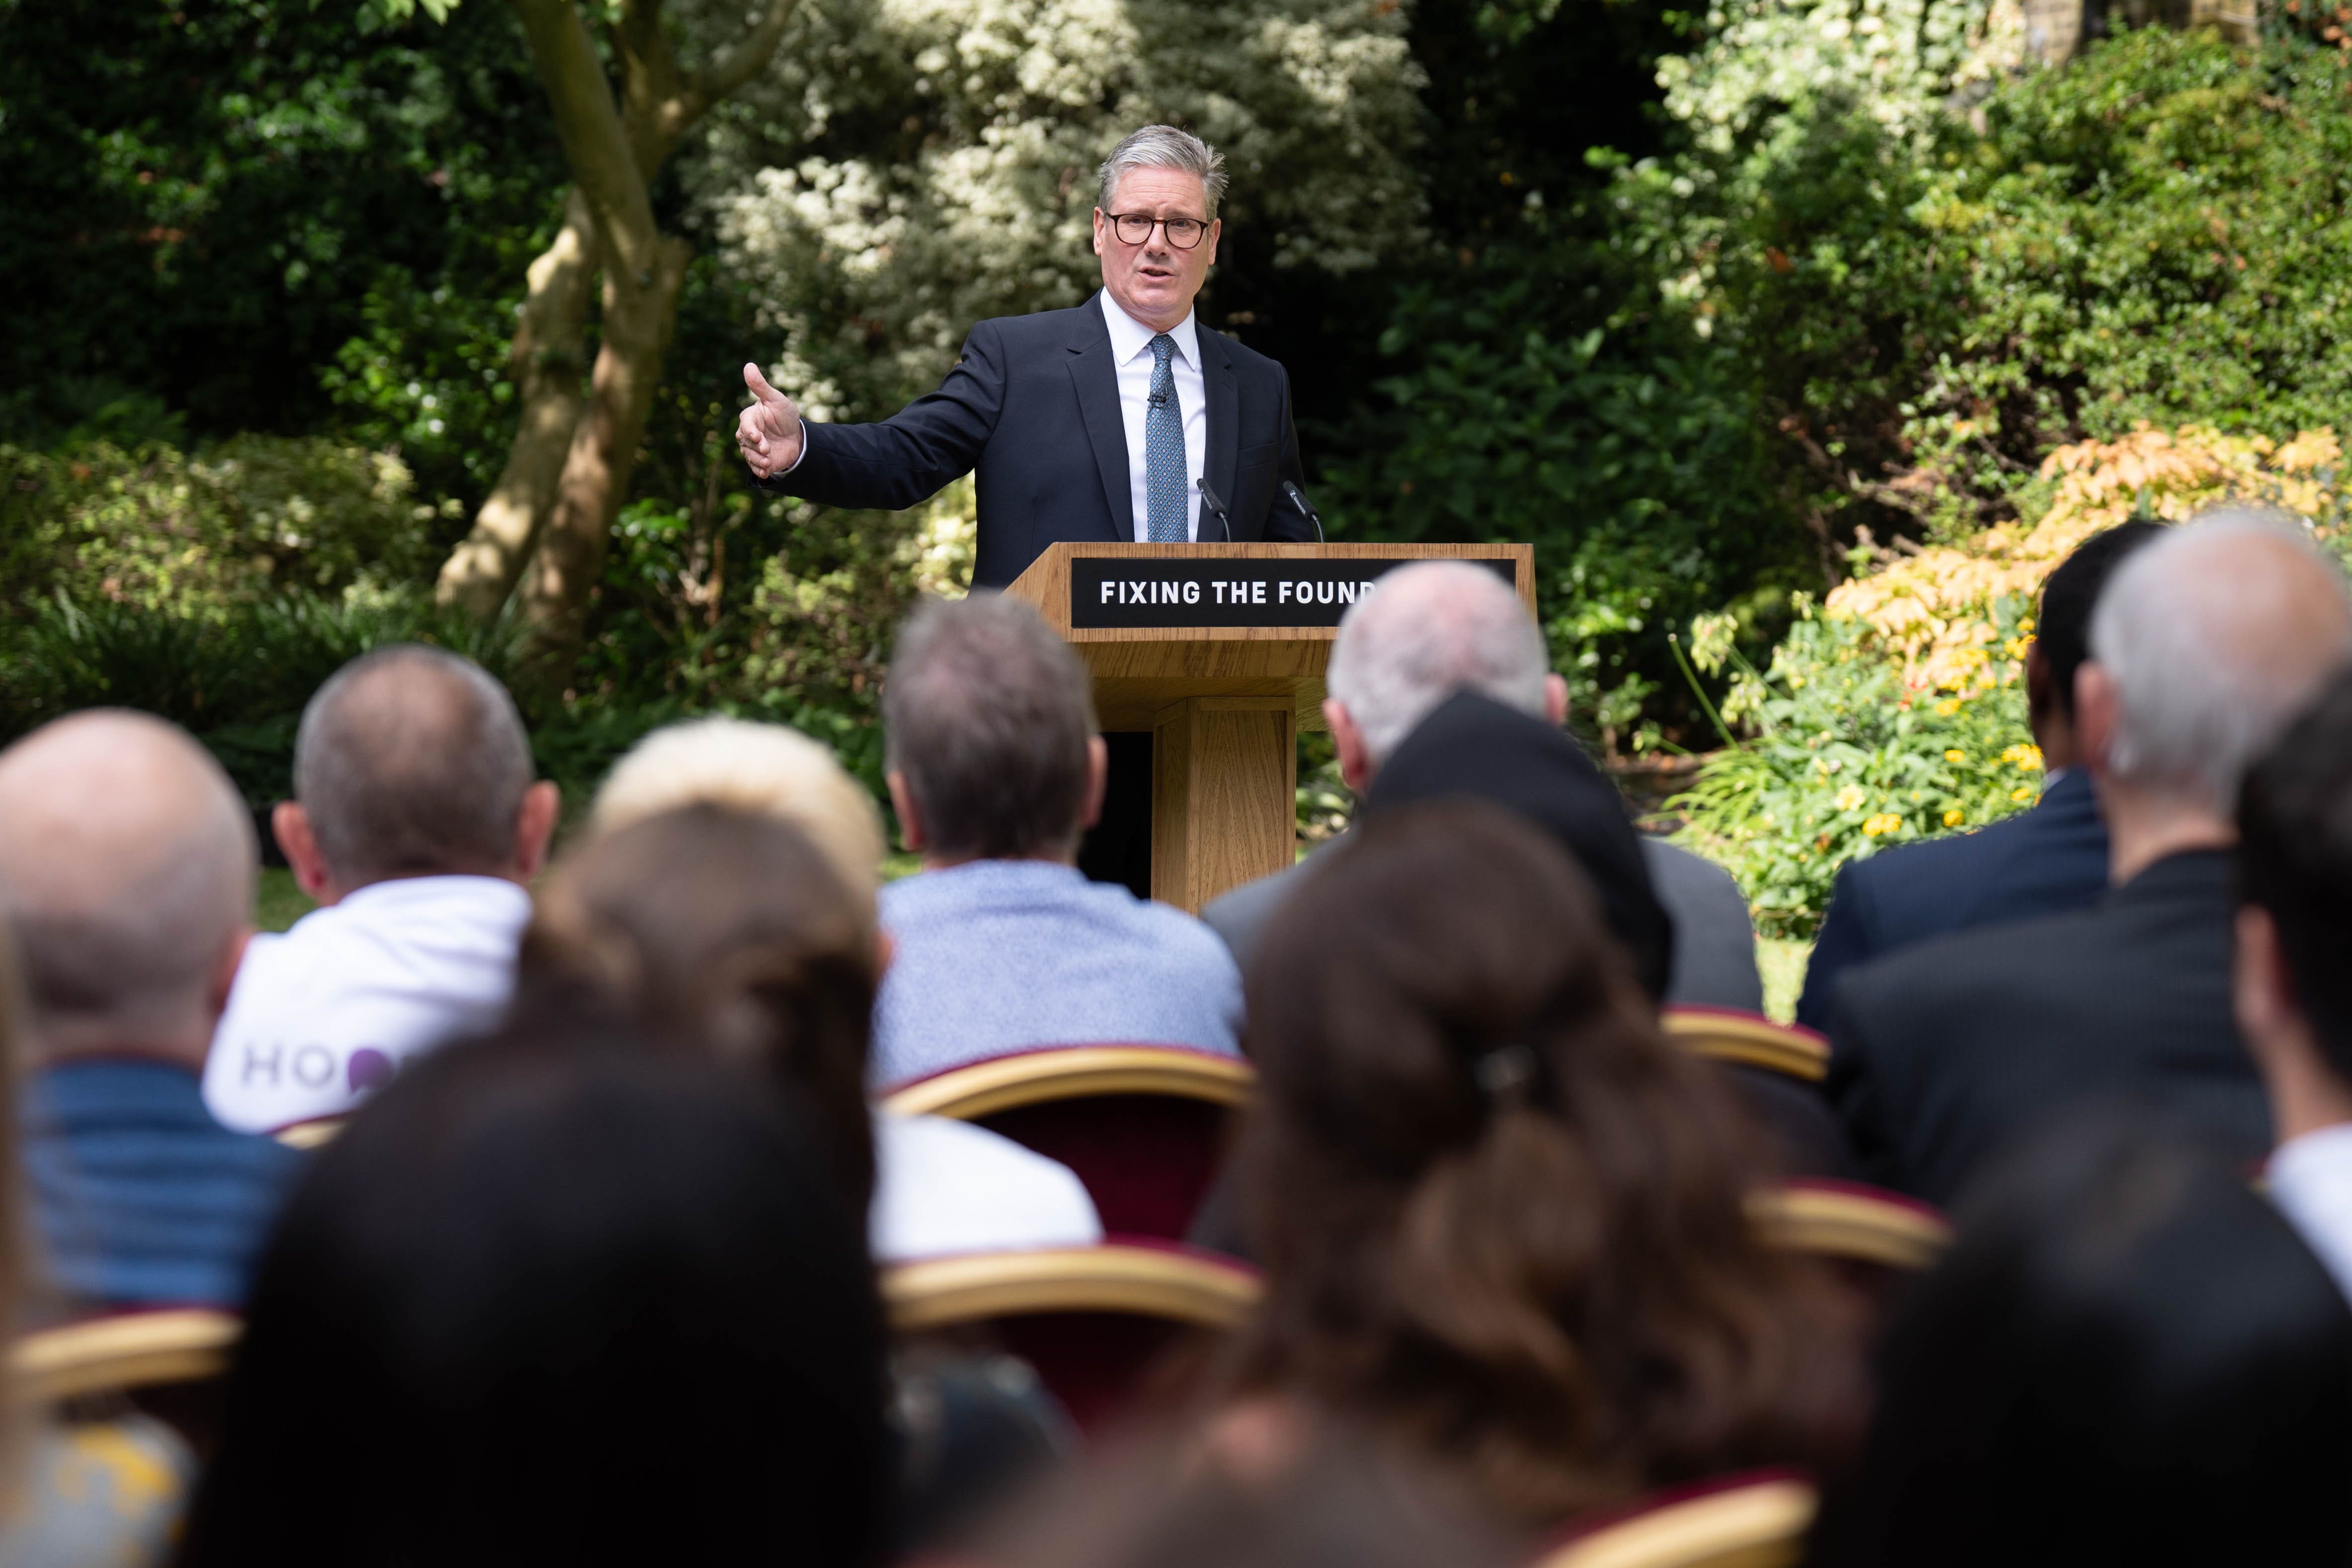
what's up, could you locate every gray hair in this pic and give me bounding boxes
[883,595,1098,861]
[1098,125,1229,220]
[0,710,254,1044]
[1325,561,1551,764]
[2089,509,2352,816]
[296,644,535,885]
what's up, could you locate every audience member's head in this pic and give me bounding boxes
[1323,560,1563,792]
[278,644,559,902]
[0,711,253,1063]
[2026,520,2164,769]
[519,804,881,1205]
[2081,513,2352,880]
[178,1026,892,1568]
[1811,1112,2352,1567]
[883,595,1107,865]
[2235,665,2352,1142]
[1233,799,1857,1525]
[592,715,886,912]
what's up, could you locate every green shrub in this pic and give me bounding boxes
[0,436,441,620]
[1671,596,2040,937]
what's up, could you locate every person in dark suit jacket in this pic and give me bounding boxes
[1795,521,2164,1031]
[1826,514,2352,1204]
[734,125,1316,589]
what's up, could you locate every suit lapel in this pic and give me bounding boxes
[1200,327,1239,537]
[1067,295,1132,542]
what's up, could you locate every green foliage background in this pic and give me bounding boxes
[7,0,2352,905]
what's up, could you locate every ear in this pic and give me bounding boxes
[2235,903,2302,1074]
[1091,207,1107,258]
[273,802,341,904]
[875,928,895,976]
[1079,735,1109,832]
[510,781,562,881]
[1203,216,1221,267]
[1543,673,1569,727]
[1327,700,1375,795]
[2074,660,2119,778]
[887,771,927,854]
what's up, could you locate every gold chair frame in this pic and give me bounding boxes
[1536,1475,1818,1568]
[15,1309,242,1403]
[882,1244,1261,1334]
[1662,1010,1828,1084]
[274,1117,345,1150]
[881,1045,1255,1121]
[1749,1183,1952,1270]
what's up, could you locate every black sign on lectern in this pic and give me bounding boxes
[1069,555,1516,631]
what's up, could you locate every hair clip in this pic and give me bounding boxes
[1473,1042,1538,1105]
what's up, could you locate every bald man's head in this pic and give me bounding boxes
[0,711,254,1053]
[1325,561,1551,766]
[2090,513,2352,816]
[295,645,535,887]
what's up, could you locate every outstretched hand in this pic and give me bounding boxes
[736,363,804,479]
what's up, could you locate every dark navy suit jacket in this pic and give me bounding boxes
[1795,769,2110,1032]
[758,292,1315,588]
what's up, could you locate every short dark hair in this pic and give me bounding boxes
[1811,1111,2352,1566]
[2238,665,2352,1083]
[177,1026,893,1567]
[295,644,534,883]
[883,595,1097,860]
[2034,520,2165,722]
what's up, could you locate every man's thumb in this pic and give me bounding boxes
[743,362,785,405]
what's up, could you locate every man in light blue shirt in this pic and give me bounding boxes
[872,595,1242,1087]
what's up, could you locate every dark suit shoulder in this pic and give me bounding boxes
[1198,323,1283,378]
[970,301,1101,352]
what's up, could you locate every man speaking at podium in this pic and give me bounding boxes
[734,125,1318,588]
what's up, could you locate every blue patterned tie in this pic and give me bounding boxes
[1144,333,1186,542]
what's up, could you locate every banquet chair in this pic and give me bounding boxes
[882,1241,1259,1433]
[1662,1008,1829,1085]
[882,1045,1255,1239]
[16,1308,244,1455]
[1533,1470,1817,1568]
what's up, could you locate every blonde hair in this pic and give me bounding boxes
[592,719,885,907]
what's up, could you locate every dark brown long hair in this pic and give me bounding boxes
[515,803,881,1207]
[1232,800,1858,1526]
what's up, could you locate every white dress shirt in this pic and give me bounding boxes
[2269,1121,2352,1305]
[1100,291,1208,542]
[202,875,532,1133]
[869,1111,1104,1262]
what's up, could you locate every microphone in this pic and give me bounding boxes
[1149,389,1170,408]
[1282,480,1326,545]
[1196,478,1235,543]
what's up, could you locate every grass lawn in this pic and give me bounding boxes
[254,867,315,933]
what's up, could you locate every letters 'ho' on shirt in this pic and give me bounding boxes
[203,874,533,1133]
[1102,292,1207,542]
[871,859,1243,1088]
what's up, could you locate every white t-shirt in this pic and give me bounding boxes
[2269,1121,2352,1306]
[203,875,533,1133]
[870,1111,1103,1263]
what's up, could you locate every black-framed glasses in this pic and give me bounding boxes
[1105,211,1208,249]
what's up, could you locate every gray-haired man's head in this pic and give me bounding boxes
[0,710,255,1059]
[1323,561,1562,790]
[2086,511,2352,823]
[884,595,1103,863]
[1098,125,1228,220]
[290,645,546,890]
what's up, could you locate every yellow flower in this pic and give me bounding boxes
[1834,786,1866,812]
[1935,699,1962,717]
[2011,785,2036,802]
[1943,807,1966,827]
[1863,813,1903,837]
[1944,749,1967,763]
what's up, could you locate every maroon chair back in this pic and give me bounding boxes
[882,1046,1255,1241]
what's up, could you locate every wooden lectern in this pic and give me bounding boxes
[1004,542,1535,913]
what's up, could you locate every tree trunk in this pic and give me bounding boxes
[438,0,798,683]
[435,185,596,618]
[511,231,690,688]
